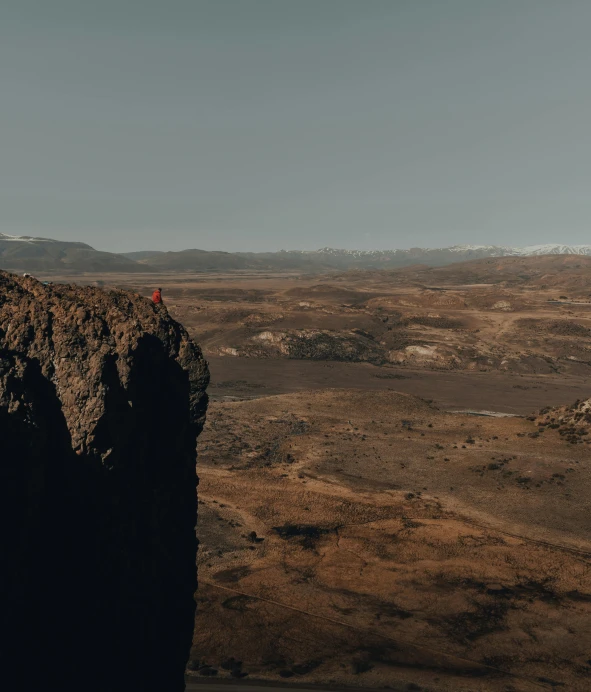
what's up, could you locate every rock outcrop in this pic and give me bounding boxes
[0,273,209,691]
[536,398,591,444]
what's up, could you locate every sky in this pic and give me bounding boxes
[2,0,591,253]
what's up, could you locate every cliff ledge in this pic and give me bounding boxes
[0,273,209,691]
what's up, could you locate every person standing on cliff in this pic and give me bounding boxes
[152,287,163,305]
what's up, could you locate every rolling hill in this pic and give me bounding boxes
[124,244,591,272]
[379,254,591,293]
[0,234,150,273]
[4,231,591,274]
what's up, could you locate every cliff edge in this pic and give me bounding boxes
[0,273,209,691]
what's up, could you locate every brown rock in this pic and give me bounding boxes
[0,272,209,691]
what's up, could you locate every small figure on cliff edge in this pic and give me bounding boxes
[152,287,163,305]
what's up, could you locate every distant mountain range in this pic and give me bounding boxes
[315,244,591,258]
[122,243,591,271]
[0,233,149,273]
[2,233,591,273]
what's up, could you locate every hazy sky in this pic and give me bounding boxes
[2,1,591,253]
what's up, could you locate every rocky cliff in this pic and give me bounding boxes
[0,272,209,691]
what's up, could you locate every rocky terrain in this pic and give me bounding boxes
[80,256,591,379]
[0,272,209,691]
[190,389,591,691]
[358,253,591,294]
[29,256,591,690]
[535,398,591,444]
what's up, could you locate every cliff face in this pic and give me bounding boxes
[0,273,209,691]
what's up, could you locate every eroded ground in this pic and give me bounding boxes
[55,263,591,378]
[190,390,591,691]
[40,265,591,691]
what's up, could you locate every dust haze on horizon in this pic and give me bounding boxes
[2,0,591,254]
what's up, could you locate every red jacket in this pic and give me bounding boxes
[152,290,162,304]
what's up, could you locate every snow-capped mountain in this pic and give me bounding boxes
[3,231,591,273]
[313,244,591,257]
[0,232,93,247]
[0,233,53,243]
[515,244,591,256]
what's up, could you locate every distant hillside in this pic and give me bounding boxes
[124,249,270,271]
[407,254,591,289]
[0,233,149,273]
[123,246,500,271]
[123,244,591,272]
[340,254,591,295]
[123,250,165,262]
[124,249,339,271]
[4,232,591,274]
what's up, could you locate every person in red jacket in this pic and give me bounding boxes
[152,287,163,304]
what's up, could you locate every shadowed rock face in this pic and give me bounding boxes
[0,273,209,691]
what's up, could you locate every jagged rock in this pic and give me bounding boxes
[536,398,591,444]
[0,272,209,691]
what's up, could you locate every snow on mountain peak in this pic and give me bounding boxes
[0,233,59,243]
[516,244,591,256]
[314,244,591,257]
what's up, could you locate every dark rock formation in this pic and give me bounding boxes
[0,273,209,691]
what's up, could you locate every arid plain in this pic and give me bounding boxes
[48,255,591,691]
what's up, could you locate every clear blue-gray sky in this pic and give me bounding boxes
[2,0,591,252]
